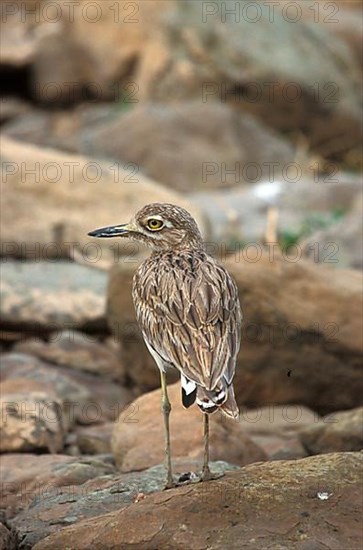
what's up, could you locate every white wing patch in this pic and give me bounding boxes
[181,373,196,395]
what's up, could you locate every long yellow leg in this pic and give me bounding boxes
[202,413,212,481]
[160,371,174,489]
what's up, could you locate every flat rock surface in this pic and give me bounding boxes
[0,261,107,330]
[0,453,115,519]
[33,452,363,550]
[14,330,125,381]
[6,459,237,550]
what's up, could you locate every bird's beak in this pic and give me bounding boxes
[87,223,131,238]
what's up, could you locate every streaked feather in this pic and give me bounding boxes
[133,247,242,414]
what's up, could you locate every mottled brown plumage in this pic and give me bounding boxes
[88,203,242,486]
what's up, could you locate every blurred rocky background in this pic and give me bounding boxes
[0,1,362,549]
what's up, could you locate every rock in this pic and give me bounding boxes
[111,382,266,472]
[229,254,363,414]
[33,452,363,550]
[1,111,52,147]
[0,261,108,332]
[136,2,362,165]
[331,2,363,69]
[31,23,94,105]
[0,1,171,100]
[32,1,173,102]
[0,353,132,425]
[1,354,91,425]
[0,453,116,520]
[0,522,16,550]
[60,367,133,425]
[81,102,294,191]
[14,330,125,382]
[189,172,362,243]
[238,405,318,460]
[0,97,30,124]
[1,108,86,152]
[300,407,363,455]
[0,378,66,453]
[2,99,294,193]
[294,0,363,69]
[301,194,363,270]
[2,3,361,167]
[76,423,113,455]
[6,457,236,549]
[0,1,42,67]
[0,136,205,266]
[107,253,363,414]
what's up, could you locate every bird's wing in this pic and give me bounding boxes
[132,253,242,390]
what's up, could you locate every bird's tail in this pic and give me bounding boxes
[219,385,239,420]
[196,382,239,420]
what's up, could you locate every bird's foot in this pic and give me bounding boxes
[201,468,224,482]
[175,470,224,485]
[163,476,177,490]
[177,471,201,485]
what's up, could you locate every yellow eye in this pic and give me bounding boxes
[147,218,164,231]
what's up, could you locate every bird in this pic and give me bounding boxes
[88,203,242,488]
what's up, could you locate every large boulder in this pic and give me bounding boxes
[2,2,361,168]
[0,353,132,426]
[111,382,266,472]
[107,253,363,414]
[0,378,66,453]
[0,1,173,100]
[13,330,125,381]
[32,1,174,102]
[2,454,234,549]
[238,404,318,460]
[0,261,108,332]
[77,102,294,191]
[0,136,205,265]
[2,101,294,191]
[299,407,363,455]
[33,452,363,550]
[135,1,362,165]
[0,1,44,67]
[229,253,363,414]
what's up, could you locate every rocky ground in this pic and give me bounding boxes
[1,1,363,549]
[0,262,362,548]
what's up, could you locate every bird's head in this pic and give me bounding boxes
[88,203,203,252]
